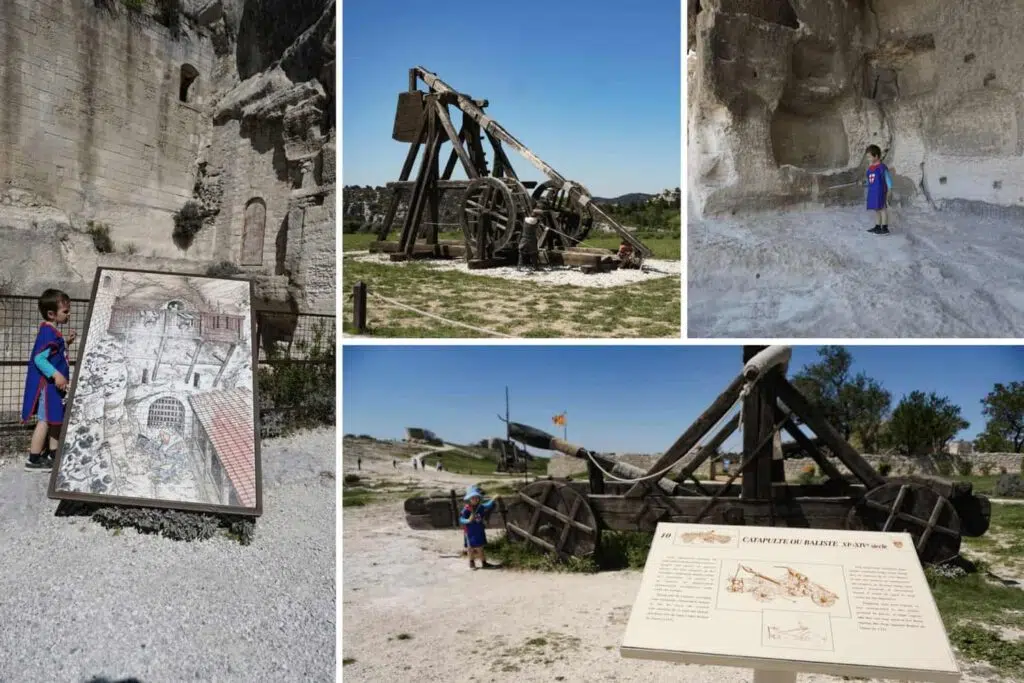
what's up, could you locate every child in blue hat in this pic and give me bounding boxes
[459,487,499,570]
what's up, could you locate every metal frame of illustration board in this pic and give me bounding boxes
[46,267,264,516]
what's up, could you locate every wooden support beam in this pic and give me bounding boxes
[398,107,444,254]
[742,347,774,500]
[386,180,538,190]
[184,340,204,386]
[674,412,740,484]
[213,343,236,388]
[434,99,479,179]
[441,120,467,180]
[693,407,794,524]
[352,281,368,332]
[625,372,747,497]
[775,376,886,489]
[486,131,518,180]
[782,418,845,482]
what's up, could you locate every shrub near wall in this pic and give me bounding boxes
[257,321,335,437]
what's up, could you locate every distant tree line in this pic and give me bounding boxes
[788,347,1023,456]
[598,194,681,233]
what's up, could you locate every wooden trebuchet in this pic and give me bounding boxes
[371,67,652,270]
[401,346,991,566]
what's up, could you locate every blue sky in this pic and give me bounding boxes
[341,0,681,198]
[342,346,1023,455]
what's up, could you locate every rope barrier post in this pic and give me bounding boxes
[352,281,368,333]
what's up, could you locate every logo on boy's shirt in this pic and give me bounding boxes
[868,172,876,184]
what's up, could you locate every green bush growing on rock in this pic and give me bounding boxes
[205,261,243,278]
[122,0,144,10]
[172,200,207,250]
[86,221,114,253]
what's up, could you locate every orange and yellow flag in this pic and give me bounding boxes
[552,413,566,427]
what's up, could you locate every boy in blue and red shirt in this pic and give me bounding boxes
[21,289,76,472]
[864,144,894,235]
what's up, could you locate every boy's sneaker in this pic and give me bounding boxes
[878,225,890,234]
[24,453,52,472]
[868,225,883,233]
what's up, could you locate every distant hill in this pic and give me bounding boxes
[592,192,654,205]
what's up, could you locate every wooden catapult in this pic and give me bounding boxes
[369,66,652,273]
[405,346,991,566]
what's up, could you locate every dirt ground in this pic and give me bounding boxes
[341,440,1018,682]
[688,205,1024,338]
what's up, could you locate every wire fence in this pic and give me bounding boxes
[0,295,335,436]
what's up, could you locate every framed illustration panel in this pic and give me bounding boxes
[47,268,263,516]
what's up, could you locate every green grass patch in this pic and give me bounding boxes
[926,562,1024,677]
[341,490,375,507]
[963,503,1024,570]
[486,530,653,573]
[342,658,355,666]
[419,449,547,477]
[342,257,680,338]
[951,474,1002,496]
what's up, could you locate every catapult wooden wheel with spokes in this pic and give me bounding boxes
[845,480,963,565]
[503,480,600,559]
[531,180,596,247]
[458,177,532,259]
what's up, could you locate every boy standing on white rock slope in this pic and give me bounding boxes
[865,144,894,235]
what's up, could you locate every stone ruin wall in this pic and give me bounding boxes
[688,0,1024,218]
[1,1,215,258]
[0,0,336,315]
[548,451,1024,480]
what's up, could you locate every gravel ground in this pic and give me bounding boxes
[347,252,680,289]
[341,443,1011,683]
[0,427,336,683]
[688,205,1024,337]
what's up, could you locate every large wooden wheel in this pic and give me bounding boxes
[845,481,962,565]
[504,480,600,558]
[459,177,532,257]
[532,180,595,246]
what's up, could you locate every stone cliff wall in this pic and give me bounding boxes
[0,0,215,255]
[688,0,1024,218]
[0,0,336,314]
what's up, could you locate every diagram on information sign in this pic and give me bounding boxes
[761,610,833,651]
[678,529,733,544]
[726,564,840,608]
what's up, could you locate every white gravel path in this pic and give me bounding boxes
[688,205,1024,337]
[341,445,1011,683]
[346,252,680,289]
[0,427,336,683]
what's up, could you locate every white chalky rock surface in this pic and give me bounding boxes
[0,428,336,683]
[346,252,680,288]
[689,206,1024,337]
